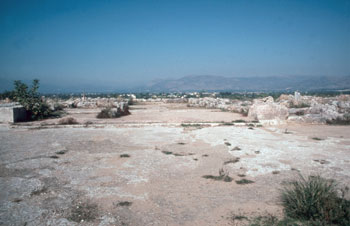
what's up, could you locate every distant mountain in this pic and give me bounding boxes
[140,75,350,92]
[2,75,349,93]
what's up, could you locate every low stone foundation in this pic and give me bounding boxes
[0,103,28,123]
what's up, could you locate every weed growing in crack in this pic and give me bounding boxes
[231,214,248,222]
[49,155,59,159]
[181,123,202,128]
[56,150,67,155]
[161,150,187,157]
[314,159,330,164]
[115,201,132,207]
[12,198,23,203]
[231,146,241,151]
[236,179,254,185]
[31,186,48,196]
[220,122,234,126]
[68,201,98,223]
[202,168,233,182]
[232,119,246,123]
[224,158,240,165]
[284,129,292,134]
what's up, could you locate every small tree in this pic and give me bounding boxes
[13,79,51,120]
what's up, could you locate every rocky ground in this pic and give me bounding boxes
[1,102,350,226]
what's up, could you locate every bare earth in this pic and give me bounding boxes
[1,103,350,226]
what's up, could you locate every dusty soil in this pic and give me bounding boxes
[1,103,350,226]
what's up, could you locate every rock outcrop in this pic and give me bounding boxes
[248,97,289,123]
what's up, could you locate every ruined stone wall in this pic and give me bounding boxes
[0,103,27,123]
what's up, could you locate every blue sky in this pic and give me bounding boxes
[0,0,349,91]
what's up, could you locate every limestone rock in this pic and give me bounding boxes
[248,97,289,121]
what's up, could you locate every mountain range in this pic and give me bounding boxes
[140,75,350,92]
[1,75,350,93]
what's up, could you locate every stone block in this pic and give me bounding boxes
[0,103,28,123]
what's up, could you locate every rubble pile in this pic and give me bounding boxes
[187,92,350,124]
[41,92,350,125]
[187,97,252,115]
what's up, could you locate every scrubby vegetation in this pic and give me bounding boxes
[232,119,246,123]
[235,179,254,185]
[202,168,233,182]
[115,201,132,207]
[230,175,350,225]
[281,175,350,225]
[0,90,15,100]
[13,80,52,120]
[68,201,98,222]
[97,108,115,118]
[58,117,78,125]
[224,158,240,165]
[326,114,350,125]
[181,123,202,127]
[289,103,311,108]
[97,108,126,118]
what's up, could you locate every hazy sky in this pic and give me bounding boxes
[0,0,349,90]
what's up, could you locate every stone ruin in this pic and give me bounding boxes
[185,92,350,125]
[0,103,28,123]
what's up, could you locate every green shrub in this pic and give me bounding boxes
[97,108,124,118]
[281,175,350,225]
[0,90,15,100]
[13,79,52,120]
[97,108,111,118]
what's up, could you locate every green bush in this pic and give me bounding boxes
[96,108,123,118]
[13,79,51,120]
[0,90,15,100]
[281,175,350,225]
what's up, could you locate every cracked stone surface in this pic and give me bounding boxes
[0,103,349,225]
